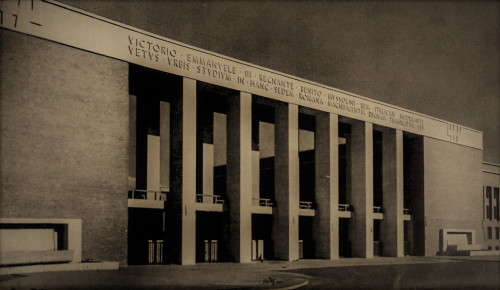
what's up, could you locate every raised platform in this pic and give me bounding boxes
[446,244,482,252]
[0,250,74,266]
[0,261,119,275]
[469,250,500,256]
[440,249,500,256]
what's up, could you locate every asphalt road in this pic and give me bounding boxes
[284,260,500,289]
[0,258,498,289]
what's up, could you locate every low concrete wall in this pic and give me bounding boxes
[0,218,83,264]
[0,250,74,266]
[0,229,56,252]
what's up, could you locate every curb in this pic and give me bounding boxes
[275,273,311,290]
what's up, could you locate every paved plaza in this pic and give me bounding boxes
[0,256,498,289]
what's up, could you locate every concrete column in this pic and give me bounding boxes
[382,129,404,257]
[160,102,170,191]
[251,110,260,204]
[168,77,196,265]
[274,103,300,261]
[129,95,137,189]
[147,135,160,194]
[314,112,339,259]
[202,143,214,201]
[350,121,374,258]
[196,108,214,197]
[226,92,253,263]
[252,150,260,204]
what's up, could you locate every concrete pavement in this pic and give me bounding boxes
[0,256,498,289]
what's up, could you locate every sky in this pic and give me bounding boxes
[62,0,500,163]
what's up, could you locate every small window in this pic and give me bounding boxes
[495,188,499,221]
[487,227,492,239]
[486,187,492,199]
[495,246,499,250]
[488,246,492,250]
[496,227,499,239]
[486,187,493,220]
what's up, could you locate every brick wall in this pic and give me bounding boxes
[0,30,129,265]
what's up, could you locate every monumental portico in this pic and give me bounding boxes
[0,0,485,267]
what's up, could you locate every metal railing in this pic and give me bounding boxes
[373,206,383,213]
[253,198,274,207]
[128,189,167,201]
[196,194,224,205]
[299,201,314,210]
[338,204,353,212]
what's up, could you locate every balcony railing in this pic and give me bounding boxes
[196,194,224,205]
[338,204,353,212]
[299,201,314,210]
[128,189,167,201]
[373,206,383,213]
[253,198,274,207]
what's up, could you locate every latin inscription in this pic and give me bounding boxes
[123,31,429,132]
[128,35,177,62]
[127,32,430,133]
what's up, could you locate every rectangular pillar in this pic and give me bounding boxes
[160,101,170,191]
[226,92,253,263]
[382,129,404,257]
[274,103,300,261]
[350,121,374,258]
[129,95,137,189]
[196,108,214,197]
[202,143,214,202]
[168,77,196,265]
[252,150,260,203]
[314,113,339,259]
[251,110,260,203]
[147,135,160,194]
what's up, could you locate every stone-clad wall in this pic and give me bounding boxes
[423,137,483,255]
[0,30,129,265]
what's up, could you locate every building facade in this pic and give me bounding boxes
[0,0,493,267]
[483,163,500,252]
